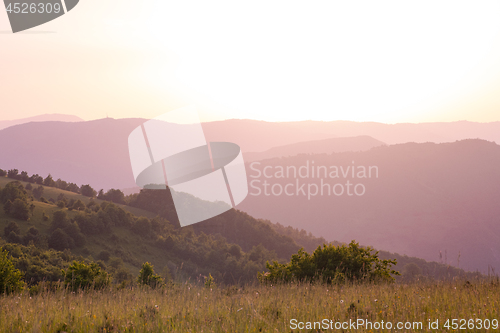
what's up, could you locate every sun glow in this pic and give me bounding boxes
[141,1,500,123]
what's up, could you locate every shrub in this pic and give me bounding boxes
[0,248,24,294]
[63,261,110,291]
[259,241,399,285]
[137,262,164,288]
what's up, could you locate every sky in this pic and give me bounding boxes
[2,1,500,124]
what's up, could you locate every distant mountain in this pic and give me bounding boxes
[237,139,500,273]
[0,118,144,191]
[203,119,500,151]
[244,136,386,162]
[0,114,83,130]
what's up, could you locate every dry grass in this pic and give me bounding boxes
[0,278,498,332]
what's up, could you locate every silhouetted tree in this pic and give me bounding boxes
[29,174,43,185]
[7,169,18,179]
[20,171,29,182]
[43,174,56,187]
[80,184,96,197]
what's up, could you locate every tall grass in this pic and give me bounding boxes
[1,278,498,332]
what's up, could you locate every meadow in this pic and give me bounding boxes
[0,278,498,332]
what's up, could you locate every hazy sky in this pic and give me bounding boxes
[2,1,500,123]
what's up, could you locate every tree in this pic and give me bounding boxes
[71,199,86,211]
[66,183,80,194]
[9,198,30,221]
[50,210,70,231]
[0,169,6,177]
[7,169,19,179]
[43,174,56,187]
[0,248,24,294]
[137,262,164,288]
[132,217,151,237]
[0,181,27,203]
[48,228,74,250]
[258,241,399,285]
[99,189,126,205]
[55,178,68,191]
[23,227,41,246]
[29,174,43,185]
[80,185,96,198]
[63,261,110,291]
[32,185,44,199]
[25,183,33,191]
[20,171,29,182]
[4,222,20,238]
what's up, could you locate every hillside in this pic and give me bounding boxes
[244,136,386,162]
[238,139,500,273]
[0,114,83,131]
[0,174,476,285]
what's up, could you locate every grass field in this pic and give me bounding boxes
[0,279,498,332]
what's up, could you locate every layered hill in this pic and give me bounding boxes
[238,139,500,273]
[0,114,83,131]
[244,136,386,162]
[2,118,500,191]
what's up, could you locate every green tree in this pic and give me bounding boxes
[137,262,164,288]
[0,169,6,177]
[48,228,74,250]
[9,198,30,221]
[0,181,27,203]
[71,199,86,211]
[0,248,24,294]
[63,261,110,291]
[50,210,70,231]
[259,241,399,285]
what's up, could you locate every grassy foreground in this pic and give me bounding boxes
[0,279,499,332]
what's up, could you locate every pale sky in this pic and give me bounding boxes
[2,1,500,123]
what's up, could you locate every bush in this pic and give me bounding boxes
[137,262,164,288]
[63,261,110,291]
[259,241,399,285]
[0,248,24,294]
